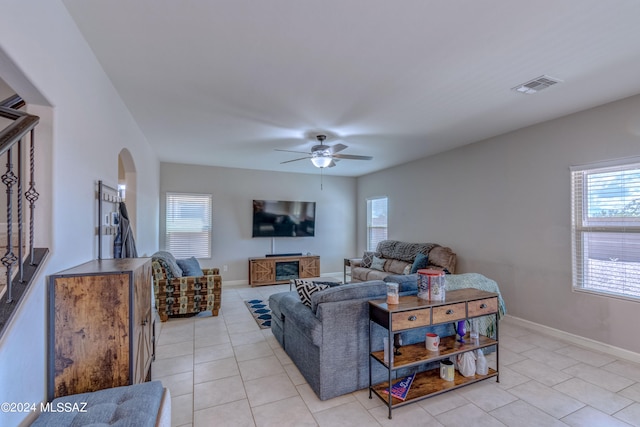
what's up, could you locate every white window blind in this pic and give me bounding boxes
[367,197,388,251]
[166,193,212,258]
[571,158,640,301]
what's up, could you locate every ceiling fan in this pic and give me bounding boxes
[276,134,373,168]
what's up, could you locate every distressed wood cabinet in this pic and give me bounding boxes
[48,258,153,400]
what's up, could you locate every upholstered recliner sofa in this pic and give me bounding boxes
[348,240,457,282]
[269,272,505,401]
[151,251,222,321]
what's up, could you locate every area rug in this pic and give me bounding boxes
[244,299,271,329]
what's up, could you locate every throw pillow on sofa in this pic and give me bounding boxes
[371,255,386,271]
[410,252,428,274]
[361,251,376,268]
[176,256,204,277]
[294,280,330,307]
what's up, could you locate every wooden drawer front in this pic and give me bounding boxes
[468,297,498,317]
[432,302,466,324]
[391,309,431,331]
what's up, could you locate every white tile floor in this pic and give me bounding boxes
[153,284,640,426]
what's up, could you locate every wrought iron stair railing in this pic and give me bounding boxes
[0,94,48,338]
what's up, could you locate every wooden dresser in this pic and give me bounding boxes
[48,258,153,400]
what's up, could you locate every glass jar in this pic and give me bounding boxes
[386,282,399,304]
[417,269,446,301]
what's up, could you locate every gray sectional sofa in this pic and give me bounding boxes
[348,240,457,282]
[269,272,505,401]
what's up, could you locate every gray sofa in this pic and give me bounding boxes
[348,240,457,282]
[269,272,505,401]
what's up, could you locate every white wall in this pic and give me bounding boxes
[160,163,357,281]
[357,94,640,354]
[0,2,160,425]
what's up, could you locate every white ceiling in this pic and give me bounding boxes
[62,0,640,177]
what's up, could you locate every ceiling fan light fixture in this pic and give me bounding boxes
[311,151,332,168]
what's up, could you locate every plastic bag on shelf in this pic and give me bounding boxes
[476,349,488,375]
[456,352,476,377]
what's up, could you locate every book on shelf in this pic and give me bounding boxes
[382,373,415,401]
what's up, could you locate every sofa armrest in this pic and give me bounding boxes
[279,297,323,346]
[348,258,363,267]
[428,246,457,274]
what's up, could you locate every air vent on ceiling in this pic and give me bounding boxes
[512,75,562,94]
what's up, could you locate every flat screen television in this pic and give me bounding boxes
[252,199,316,237]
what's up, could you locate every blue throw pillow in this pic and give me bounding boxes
[176,257,204,277]
[410,252,428,274]
[371,255,386,271]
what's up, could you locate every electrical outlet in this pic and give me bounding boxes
[223,265,228,272]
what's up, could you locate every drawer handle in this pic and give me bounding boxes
[408,315,417,321]
[446,309,454,315]
[480,303,487,309]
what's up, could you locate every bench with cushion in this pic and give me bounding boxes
[30,381,171,427]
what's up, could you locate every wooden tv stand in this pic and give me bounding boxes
[248,254,320,286]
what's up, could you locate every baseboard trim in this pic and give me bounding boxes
[223,279,249,288]
[503,315,640,364]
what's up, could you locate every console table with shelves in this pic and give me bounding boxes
[248,254,320,286]
[369,288,499,419]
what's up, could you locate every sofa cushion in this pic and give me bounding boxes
[269,291,296,321]
[311,280,387,313]
[370,256,386,271]
[31,381,164,427]
[410,252,429,274]
[364,269,391,282]
[386,259,411,275]
[176,257,204,277]
[152,251,183,279]
[295,280,330,307]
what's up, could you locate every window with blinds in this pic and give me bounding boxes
[165,193,212,258]
[367,197,388,251]
[571,158,640,301]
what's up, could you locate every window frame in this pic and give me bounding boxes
[367,196,388,252]
[571,157,640,302]
[165,192,212,259]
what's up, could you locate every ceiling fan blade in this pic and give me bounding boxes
[280,156,311,164]
[327,160,337,168]
[275,149,311,155]
[331,154,373,161]
[329,143,348,154]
